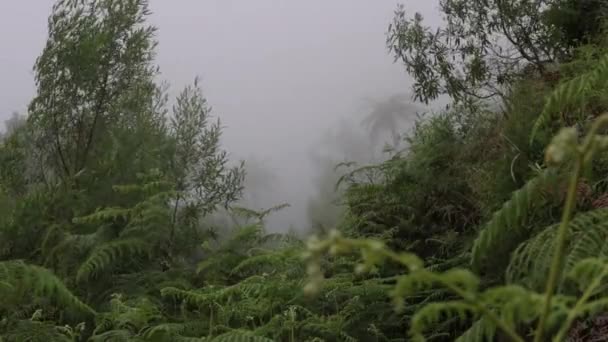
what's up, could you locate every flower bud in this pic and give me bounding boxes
[306,263,321,276]
[328,229,342,240]
[368,240,384,252]
[545,127,577,165]
[303,281,320,296]
[355,263,369,274]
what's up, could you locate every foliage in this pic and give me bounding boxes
[386,0,607,104]
[3,0,608,341]
[360,93,420,150]
[28,0,160,182]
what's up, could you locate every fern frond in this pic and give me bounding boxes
[567,257,608,293]
[90,295,163,340]
[408,282,542,341]
[174,337,205,342]
[91,317,115,336]
[392,269,479,312]
[507,208,608,291]
[0,320,74,342]
[0,260,94,315]
[338,332,358,342]
[77,239,150,282]
[259,203,290,217]
[209,330,274,342]
[579,297,608,319]
[88,329,134,341]
[230,203,289,224]
[0,280,12,291]
[506,223,556,290]
[223,225,263,250]
[43,229,103,268]
[141,320,207,341]
[112,179,173,196]
[258,233,293,246]
[410,301,477,342]
[530,75,591,142]
[72,207,131,224]
[231,248,303,277]
[230,206,261,220]
[455,317,495,342]
[471,168,560,272]
[142,323,189,339]
[161,287,210,307]
[481,285,542,327]
[564,210,608,272]
[40,224,65,259]
[530,54,608,142]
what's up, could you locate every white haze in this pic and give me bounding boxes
[0,1,441,232]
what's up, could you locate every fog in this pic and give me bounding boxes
[0,1,441,232]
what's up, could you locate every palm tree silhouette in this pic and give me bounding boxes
[360,93,420,150]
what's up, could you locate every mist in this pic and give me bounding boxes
[0,1,442,233]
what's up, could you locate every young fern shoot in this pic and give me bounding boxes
[535,112,608,342]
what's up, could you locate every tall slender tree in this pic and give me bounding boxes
[28,0,159,183]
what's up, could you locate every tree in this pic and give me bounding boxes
[545,0,608,49]
[166,78,245,251]
[27,0,160,182]
[306,118,377,231]
[0,0,246,319]
[360,93,420,150]
[386,0,607,105]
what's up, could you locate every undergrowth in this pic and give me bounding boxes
[3,0,608,341]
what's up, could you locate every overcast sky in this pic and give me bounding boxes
[0,1,440,231]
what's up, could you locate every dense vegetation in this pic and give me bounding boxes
[3,0,608,340]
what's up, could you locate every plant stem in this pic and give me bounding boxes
[536,113,608,341]
[553,266,608,341]
[534,158,581,342]
[208,305,214,339]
